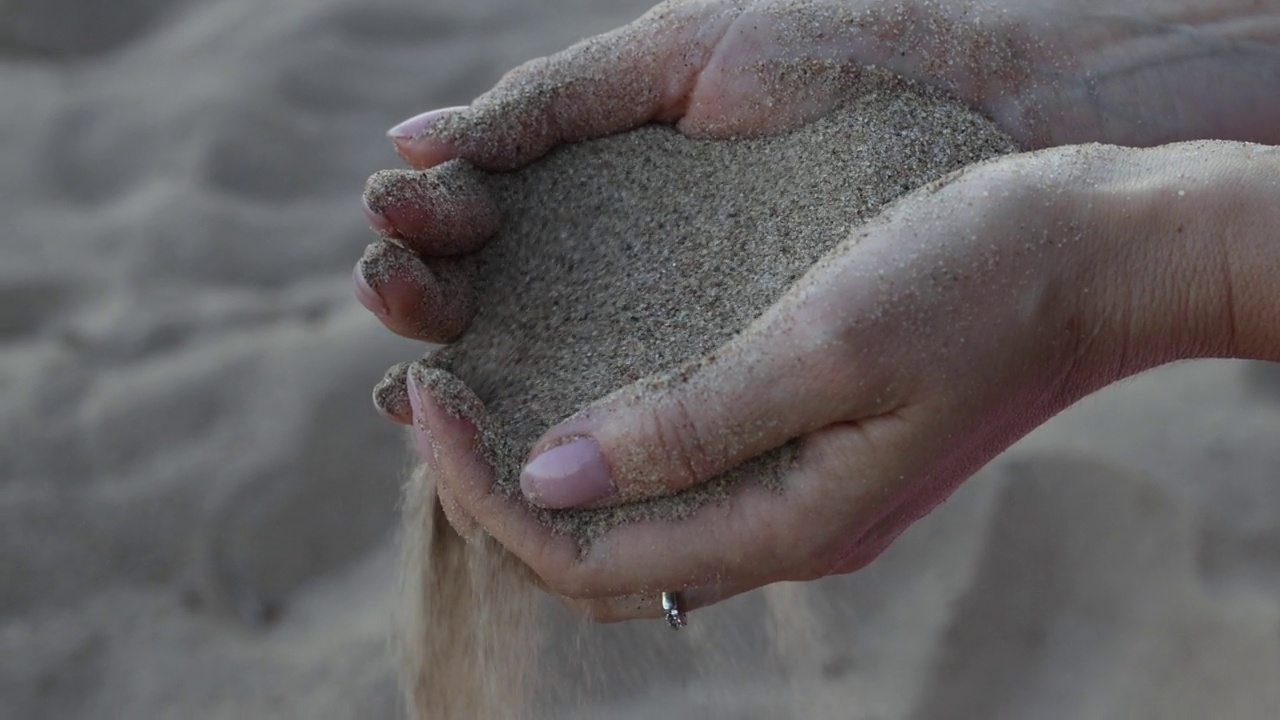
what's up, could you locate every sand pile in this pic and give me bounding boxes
[403,72,1016,541]
[394,72,1014,717]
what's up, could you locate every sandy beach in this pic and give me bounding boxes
[3,0,1279,717]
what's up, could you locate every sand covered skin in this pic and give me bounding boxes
[383,72,1017,541]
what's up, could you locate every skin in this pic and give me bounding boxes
[354,0,1280,621]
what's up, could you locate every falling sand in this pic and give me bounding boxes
[391,72,1016,718]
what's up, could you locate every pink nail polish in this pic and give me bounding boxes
[352,262,389,316]
[386,106,467,141]
[521,438,614,509]
[362,195,395,235]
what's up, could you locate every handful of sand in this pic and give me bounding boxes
[393,73,1015,719]
[411,74,1015,541]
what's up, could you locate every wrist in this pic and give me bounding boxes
[994,1,1280,147]
[1216,146,1280,362]
[1088,142,1280,379]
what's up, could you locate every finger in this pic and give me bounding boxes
[454,415,910,600]
[517,283,898,509]
[405,362,586,572]
[434,473,480,543]
[555,590,662,623]
[576,412,935,597]
[388,3,738,171]
[561,576,760,623]
[385,106,469,169]
[372,361,412,424]
[406,404,482,542]
[362,164,499,256]
[354,241,476,343]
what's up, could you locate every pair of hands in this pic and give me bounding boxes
[353,0,1280,620]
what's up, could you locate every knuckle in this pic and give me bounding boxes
[372,362,411,416]
[639,395,711,492]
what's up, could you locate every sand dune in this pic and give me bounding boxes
[2,0,1278,717]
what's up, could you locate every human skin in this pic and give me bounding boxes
[354,0,1280,620]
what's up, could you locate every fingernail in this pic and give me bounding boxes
[405,367,437,467]
[361,195,395,235]
[372,363,412,424]
[352,261,388,316]
[386,106,465,141]
[521,438,614,508]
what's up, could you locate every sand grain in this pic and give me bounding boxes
[424,71,1017,541]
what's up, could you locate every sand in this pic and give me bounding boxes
[4,0,1280,718]
[394,73,1015,718]
[404,73,1016,541]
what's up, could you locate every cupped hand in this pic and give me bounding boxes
[356,0,1277,619]
[390,142,1193,621]
[355,0,1278,348]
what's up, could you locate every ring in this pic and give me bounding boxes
[661,591,687,630]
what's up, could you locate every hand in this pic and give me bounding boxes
[381,0,1280,172]
[356,0,1280,620]
[356,0,1280,346]
[391,140,1267,621]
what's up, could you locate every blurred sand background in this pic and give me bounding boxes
[2,0,1279,717]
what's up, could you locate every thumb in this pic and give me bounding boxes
[519,302,879,509]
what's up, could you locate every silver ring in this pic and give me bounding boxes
[661,591,687,630]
